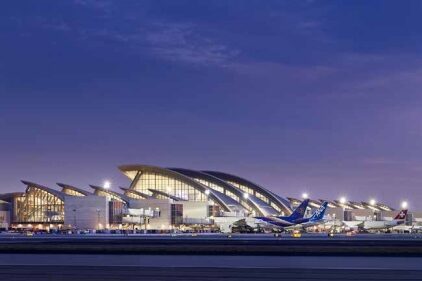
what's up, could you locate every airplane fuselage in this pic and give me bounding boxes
[363,220,404,230]
[255,216,296,228]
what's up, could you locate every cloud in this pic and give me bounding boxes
[229,50,422,100]
[40,20,72,32]
[230,61,334,82]
[145,22,239,66]
[84,21,240,66]
[362,157,406,166]
[73,0,113,13]
[38,11,238,67]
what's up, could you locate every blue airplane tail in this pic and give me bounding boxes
[288,199,309,220]
[310,201,328,221]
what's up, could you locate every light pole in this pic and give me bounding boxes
[301,193,309,216]
[339,197,346,221]
[47,207,51,223]
[96,208,101,230]
[46,207,51,233]
[73,208,77,231]
[332,213,336,233]
[369,199,376,221]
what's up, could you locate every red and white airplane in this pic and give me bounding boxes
[361,210,407,231]
[343,210,408,231]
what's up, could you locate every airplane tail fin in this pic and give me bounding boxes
[289,199,309,220]
[310,201,328,221]
[394,210,408,220]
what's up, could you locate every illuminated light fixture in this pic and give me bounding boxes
[401,201,408,209]
[205,189,210,195]
[302,193,309,199]
[339,197,347,204]
[369,199,376,206]
[243,193,249,199]
[103,180,111,189]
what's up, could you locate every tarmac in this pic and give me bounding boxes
[1,233,422,280]
[1,233,422,256]
[1,255,422,281]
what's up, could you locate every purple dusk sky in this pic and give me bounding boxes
[1,1,422,208]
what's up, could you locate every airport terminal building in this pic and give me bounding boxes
[0,164,417,231]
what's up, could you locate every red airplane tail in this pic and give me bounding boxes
[394,210,408,220]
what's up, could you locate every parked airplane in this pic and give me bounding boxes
[255,201,328,230]
[393,223,422,233]
[344,210,408,231]
[285,202,329,230]
[254,199,309,229]
[361,210,407,230]
[278,199,310,221]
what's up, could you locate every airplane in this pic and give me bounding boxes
[284,202,329,230]
[360,209,407,231]
[255,201,328,230]
[254,199,309,229]
[277,199,310,221]
[393,224,422,233]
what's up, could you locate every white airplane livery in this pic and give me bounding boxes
[360,209,408,230]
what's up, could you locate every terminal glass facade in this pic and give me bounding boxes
[227,181,272,204]
[193,178,224,194]
[133,172,207,202]
[125,191,144,200]
[227,180,283,213]
[255,192,270,203]
[227,181,255,196]
[194,178,245,206]
[270,202,282,213]
[12,195,25,223]
[16,186,64,223]
[95,190,125,203]
[62,188,85,197]
[224,190,240,202]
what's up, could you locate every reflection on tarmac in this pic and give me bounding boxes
[1,266,421,281]
[1,254,422,270]
[1,255,422,281]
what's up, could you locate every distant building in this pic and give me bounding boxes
[0,164,416,231]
